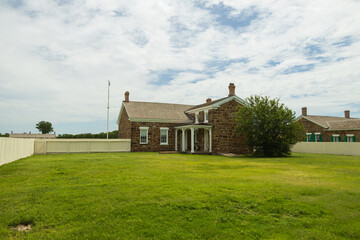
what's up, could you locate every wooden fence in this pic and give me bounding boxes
[292,142,360,156]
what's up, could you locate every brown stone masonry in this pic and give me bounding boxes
[209,100,248,154]
[118,108,131,139]
[298,118,325,136]
[298,118,360,142]
[130,122,181,152]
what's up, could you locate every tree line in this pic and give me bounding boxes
[57,130,118,139]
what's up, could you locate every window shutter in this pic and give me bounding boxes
[339,136,341,142]
[353,136,356,142]
[331,136,334,142]
[345,136,347,142]
[311,134,315,142]
[319,134,322,142]
[305,134,307,142]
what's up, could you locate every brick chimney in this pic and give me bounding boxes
[302,107,307,116]
[206,98,212,103]
[124,91,129,102]
[228,83,235,96]
[345,110,350,118]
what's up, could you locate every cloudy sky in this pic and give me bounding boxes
[1,0,360,134]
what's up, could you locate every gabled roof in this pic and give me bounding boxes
[117,101,194,124]
[185,95,245,113]
[298,115,360,131]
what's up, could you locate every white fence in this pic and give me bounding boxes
[0,138,35,166]
[292,142,360,156]
[34,139,131,154]
[0,138,131,166]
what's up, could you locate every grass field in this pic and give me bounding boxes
[0,153,359,239]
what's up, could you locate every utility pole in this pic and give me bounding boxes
[107,80,110,139]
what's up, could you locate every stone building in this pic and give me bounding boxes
[117,83,248,154]
[297,107,360,142]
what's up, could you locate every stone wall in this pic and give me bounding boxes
[298,118,360,142]
[118,108,131,139]
[209,100,249,154]
[130,122,180,152]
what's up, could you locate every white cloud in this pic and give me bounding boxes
[0,0,359,134]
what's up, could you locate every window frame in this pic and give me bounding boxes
[306,133,312,142]
[332,134,340,142]
[315,133,321,142]
[195,112,199,124]
[204,110,209,123]
[139,127,149,144]
[160,127,169,145]
[346,134,354,142]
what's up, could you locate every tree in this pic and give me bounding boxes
[36,121,54,134]
[234,95,304,157]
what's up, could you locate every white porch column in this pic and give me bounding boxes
[204,129,207,151]
[175,129,178,151]
[191,128,195,153]
[182,129,185,152]
[209,128,212,153]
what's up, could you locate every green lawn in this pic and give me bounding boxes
[0,153,359,239]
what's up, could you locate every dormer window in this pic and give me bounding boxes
[195,112,199,124]
[204,110,209,123]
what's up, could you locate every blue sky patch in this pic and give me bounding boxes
[54,0,72,6]
[205,58,248,73]
[266,60,281,67]
[5,0,22,8]
[333,36,353,47]
[305,44,324,56]
[149,69,182,85]
[283,64,314,74]
[290,93,317,99]
[247,67,259,74]
[198,2,258,29]
[112,9,128,17]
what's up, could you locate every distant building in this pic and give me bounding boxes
[10,131,56,139]
[297,108,359,142]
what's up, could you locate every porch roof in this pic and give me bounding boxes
[175,124,213,129]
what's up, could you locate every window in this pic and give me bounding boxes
[195,112,199,124]
[332,134,340,142]
[315,133,322,142]
[346,134,355,142]
[139,127,149,144]
[160,127,168,145]
[204,110,209,123]
[306,133,311,142]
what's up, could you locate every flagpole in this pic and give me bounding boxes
[107,80,110,139]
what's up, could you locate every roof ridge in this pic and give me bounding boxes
[186,96,230,111]
[124,100,194,106]
[307,115,359,120]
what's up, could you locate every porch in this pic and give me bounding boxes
[174,124,213,154]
